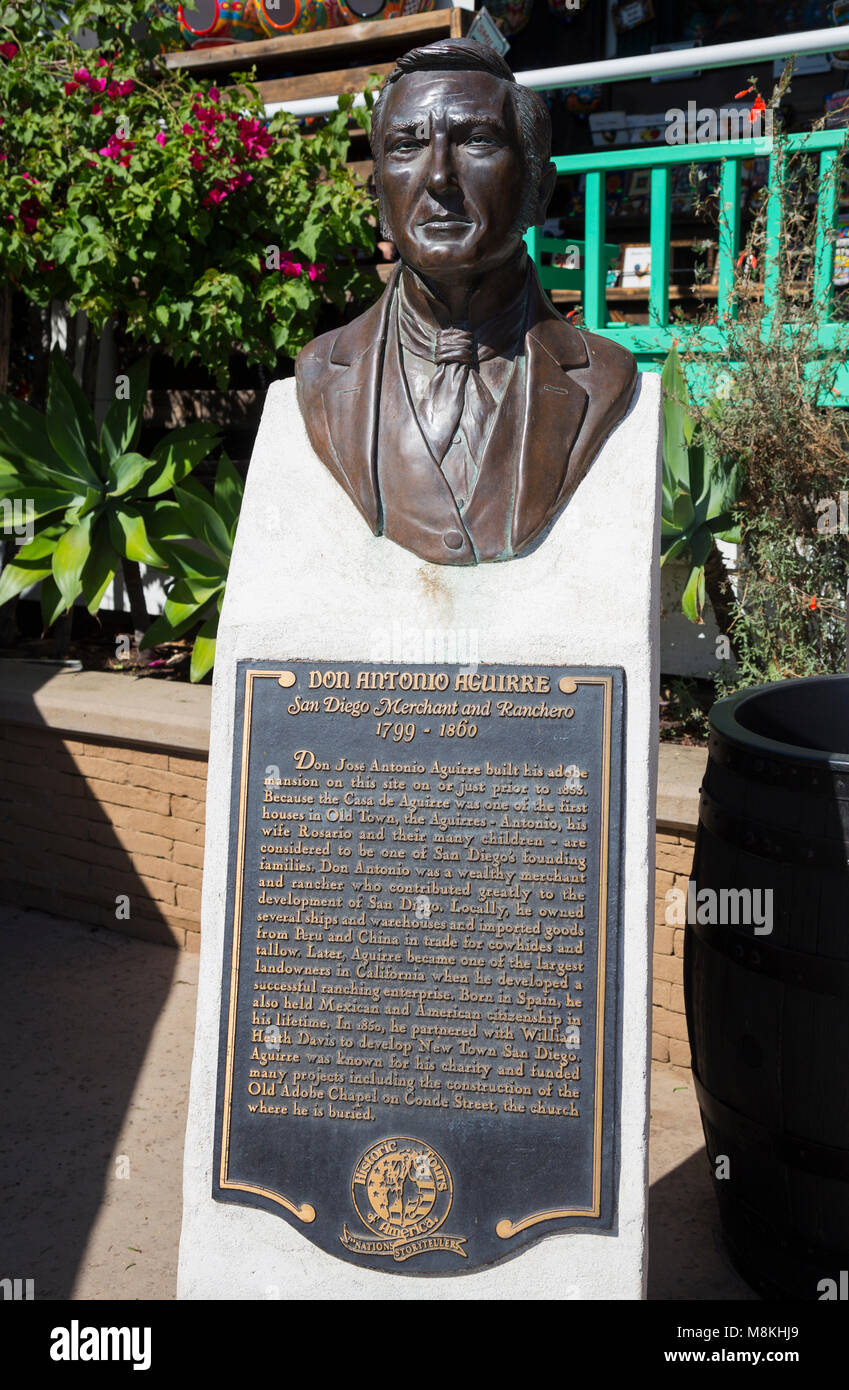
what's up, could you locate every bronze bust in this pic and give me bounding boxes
[295,38,637,566]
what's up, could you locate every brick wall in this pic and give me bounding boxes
[0,719,697,1061]
[0,722,206,950]
[652,828,695,1069]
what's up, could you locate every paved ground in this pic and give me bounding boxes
[0,905,755,1300]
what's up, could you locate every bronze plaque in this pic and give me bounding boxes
[213,660,624,1274]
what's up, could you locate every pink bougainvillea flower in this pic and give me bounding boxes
[73,67,90,82]
[91,102,102,115]
[97,55,110,68]
[208,86,220,103]
[308,263,327,282]
[88,76,108,94]
[182,123,194,136]
[189,149,206,170]
[117,79,134,97]
[98,133,135,166]
[154,130,168,147]
[0,41,19,60]
[203,183,229,206]
[107,81,120,99]
[64,80,79,95]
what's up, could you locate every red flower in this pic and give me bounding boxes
[155,130,168,148]
[73,67,90,83]
[64,80,79,96]
[208,86,220,103]
[19,196,41,234]
[735,87,753,98]
[749,94,766,124]
[809,597,818,610]
[0,41,19,60]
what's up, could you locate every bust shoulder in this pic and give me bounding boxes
[576,329,638,401]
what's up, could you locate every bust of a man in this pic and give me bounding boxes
[295,38,637,566]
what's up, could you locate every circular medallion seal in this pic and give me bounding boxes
[351,1136,453,1243]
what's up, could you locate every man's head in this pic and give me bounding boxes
[370,39,555,282]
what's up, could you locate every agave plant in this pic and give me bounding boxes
[661,347,742,623]
[0,349,218,632]
[141,453,243,682]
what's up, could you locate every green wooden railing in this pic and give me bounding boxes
[526,129,849,402]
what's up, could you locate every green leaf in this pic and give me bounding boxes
[108,452,158,498]
[140,611,186,649]
[190,616,218,682]
[0,393,70,483]
[40,575,70,630]
[80,518,118,615]
[213,452,243,536]
[51,511,94,608]
[0,554,53,606]
[174,482,232,562]
[154,539,226,584]
[681,564,706,623]
[145,423,218,498]
[660,535,689,566]
[100,357,151,464]
[108,508,167,567]
[672,492,694,533]
[661,346,695,484]
[45,349,101,487]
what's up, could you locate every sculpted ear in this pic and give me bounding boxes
[534,161,557,227]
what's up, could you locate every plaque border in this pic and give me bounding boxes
[216,664,621,1247]
[495,674,613,1236]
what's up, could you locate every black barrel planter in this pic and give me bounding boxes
[685,674,849,1301]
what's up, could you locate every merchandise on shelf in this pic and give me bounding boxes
[177,0,434,46]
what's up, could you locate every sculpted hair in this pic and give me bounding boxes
[370,38,552,238]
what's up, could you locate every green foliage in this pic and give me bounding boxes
[717,515,849,690]
[0,1,377,383]
[0,348,218,625]
[141,455,243,681]
[660,347,742,622]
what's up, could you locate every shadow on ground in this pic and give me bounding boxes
[0,906,196,1300]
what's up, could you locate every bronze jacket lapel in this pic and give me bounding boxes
[295,267,400,534]
[512,273,590,554]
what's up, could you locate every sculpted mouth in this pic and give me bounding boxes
[421,214,473,226]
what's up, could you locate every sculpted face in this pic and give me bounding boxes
[378,69,528,281]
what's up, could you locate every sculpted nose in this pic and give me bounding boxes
[426,134,457,194]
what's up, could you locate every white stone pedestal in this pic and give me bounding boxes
[178,374,661,1300]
